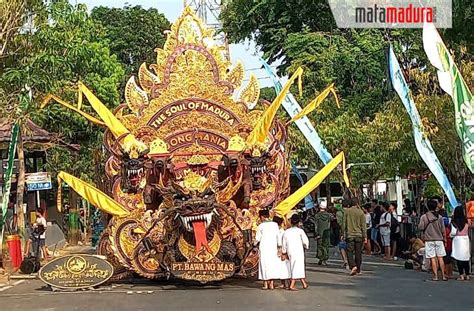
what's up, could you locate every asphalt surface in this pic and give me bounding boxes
[1,245,473,311]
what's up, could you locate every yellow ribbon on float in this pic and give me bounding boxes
[56,171,130,217]
[41,94,105,126]
[246,67,303,145]
[274,152,349,217]
[42,82,147,158]
[288,83,340,124]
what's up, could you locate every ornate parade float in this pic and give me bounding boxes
[42,7,347,283]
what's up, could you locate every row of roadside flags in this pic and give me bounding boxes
[388,22,472,208]
[262,22,472,209]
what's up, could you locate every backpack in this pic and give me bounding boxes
[404,260,414,270]
[33,224,45,235]
[385,213,399,234]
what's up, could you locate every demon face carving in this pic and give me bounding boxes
[121,154,147,193]
[245,150,271,190]
[174,186,219,233]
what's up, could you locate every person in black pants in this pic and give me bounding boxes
[341,198,367,276]
[450,206,471,281]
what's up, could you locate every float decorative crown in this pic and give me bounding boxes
[117,6,261,162]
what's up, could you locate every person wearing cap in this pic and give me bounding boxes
[341,197,367,276]
[282,214,310,290]
[314,201,331,266]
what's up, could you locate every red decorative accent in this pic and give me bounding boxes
[192,221,209,252]
[7,235,22,269]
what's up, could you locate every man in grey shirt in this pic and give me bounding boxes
[418,199,447,281]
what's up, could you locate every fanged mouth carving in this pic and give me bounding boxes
[179,209,219,232]
[127,168,144,185]
[250,165,266,174]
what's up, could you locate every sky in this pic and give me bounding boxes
[70,0,275,87]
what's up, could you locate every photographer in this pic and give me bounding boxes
[24,208,49,261]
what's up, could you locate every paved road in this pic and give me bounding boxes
[1,249,473,311]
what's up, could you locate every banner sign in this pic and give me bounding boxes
[26,172,52,191]
[39,254,113,290]
[165,129,228,152]
[423,23,474,173]
[388,46,458,207]
[148,99,239,129]
[171,261,235,283]
[327,0,452,29]
[1,123,19,228]
[260,58,333,165]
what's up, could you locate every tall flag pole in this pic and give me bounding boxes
[423,23,474,173]
[259,58,333,164]
[388,46,459,208]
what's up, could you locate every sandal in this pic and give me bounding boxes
[302,284,309,289]
[442,277,448,281]
[431,277,439,281]
[288,287,298,291]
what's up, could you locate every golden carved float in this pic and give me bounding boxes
[42,7,345,283]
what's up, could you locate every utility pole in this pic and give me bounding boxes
[184,0,230,60]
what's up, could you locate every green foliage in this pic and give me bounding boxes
[0,0,125,184]
[91,5,170,75]
[259,87,276,102]
[221,0,473,199]
[222,0,335,69]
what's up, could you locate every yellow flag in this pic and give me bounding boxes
[274,152,349,217]
[42,82,130,138]
[57,171,130,217]
[289,83,339,123]
[246,67,303,145]
[41,94,105,126]
[43,82,147,158]
[78,82,130,138]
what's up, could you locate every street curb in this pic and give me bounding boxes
[9,274,38,280]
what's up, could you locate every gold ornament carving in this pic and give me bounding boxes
[138,63,160,93]
[226,61,245,88]
[125,76,149,114]
[239,74,260,110]
[178,234,221,261]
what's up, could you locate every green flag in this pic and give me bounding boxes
[423,23,474,173]
[1,123,19,229]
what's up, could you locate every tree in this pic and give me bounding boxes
[222,0,335,71]
[91,5,170,76]
[0,0,26,59]
[221,0,474,199]
[0,0,125,186]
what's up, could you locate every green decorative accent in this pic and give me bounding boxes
[1,123,19,230]
[437,42,474,173]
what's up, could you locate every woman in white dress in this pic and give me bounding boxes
[450,206,471,281]
[282,214,309,291]
[255,209,280,290]
[274,216,291,289]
